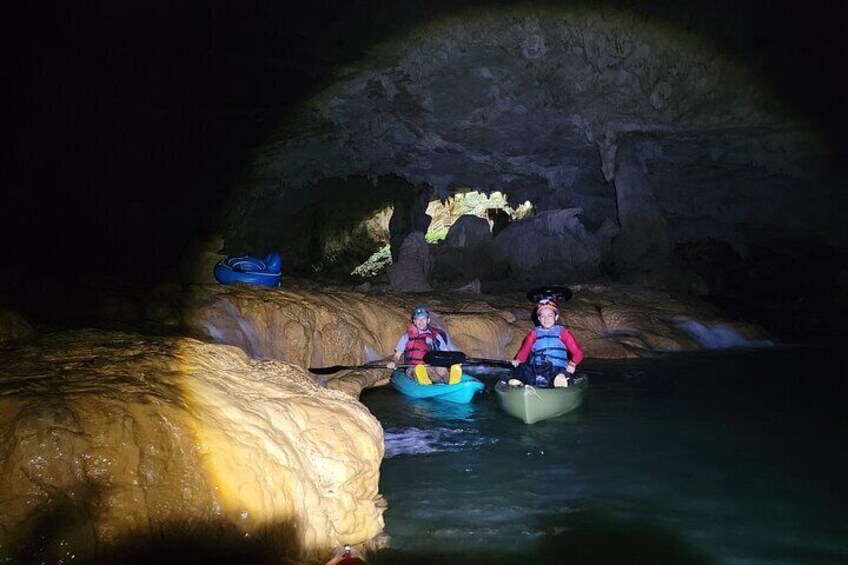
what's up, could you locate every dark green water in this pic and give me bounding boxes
[360,347,847,564]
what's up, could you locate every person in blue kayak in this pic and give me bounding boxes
[386,304,462,385]
[508,298,584,388]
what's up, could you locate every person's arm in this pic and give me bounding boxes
[559,328,584,373]
[512,331,536,366]
[387,335,408,369]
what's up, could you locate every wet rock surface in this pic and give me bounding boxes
[0,278,773,562]
[0,329,384,563]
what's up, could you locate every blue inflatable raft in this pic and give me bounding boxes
[213,252,282,287]
[390,369,484,404]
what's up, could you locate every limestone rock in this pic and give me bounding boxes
[66,279,775,370]
[451,279,482,294]
[215,9,839,337]
[176,233,226,285]
[444,214,492,250]
[386,232,433,292]
[0,309,34,343]
[0,330,385,562]
[0,281,778,562]
[492,208,601,281]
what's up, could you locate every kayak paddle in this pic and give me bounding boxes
[424,350,603,375]
[308,362,413,375]
[424,350,514,368]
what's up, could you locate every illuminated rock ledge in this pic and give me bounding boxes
[0,330,384,563]
[0,282,770,562]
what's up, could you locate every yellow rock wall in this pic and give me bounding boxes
[0,330,384,562]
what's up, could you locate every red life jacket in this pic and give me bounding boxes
[403,325,447,365]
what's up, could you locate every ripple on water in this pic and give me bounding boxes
[383,426,499,458]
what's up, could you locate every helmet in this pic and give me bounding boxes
[411,304,430,320]
[536,298,558,315]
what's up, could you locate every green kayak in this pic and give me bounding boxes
[495,376,587,424]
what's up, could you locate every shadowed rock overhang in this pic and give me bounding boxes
[224,7,842,278]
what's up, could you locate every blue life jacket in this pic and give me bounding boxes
[530,325,569,367]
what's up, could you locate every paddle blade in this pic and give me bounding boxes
[465,356,515,368]
[308,365,355,375]
[423,350,467,367]
[308,363,388,375]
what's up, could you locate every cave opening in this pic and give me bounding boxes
[350,189,535,282]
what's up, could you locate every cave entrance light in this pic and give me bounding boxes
[424,190,534,243]
[350,190,535,279]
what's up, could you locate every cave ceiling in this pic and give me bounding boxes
[226,7,841,267]
[10,1,844,289]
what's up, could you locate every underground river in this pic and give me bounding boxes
[361,346,846,564]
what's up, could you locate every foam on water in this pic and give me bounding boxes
[674,320,773,349]
[383,426,497,458]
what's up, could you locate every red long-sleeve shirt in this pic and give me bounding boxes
[514,327,584,365]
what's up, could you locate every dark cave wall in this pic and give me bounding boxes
[221,7,842,277]
[224,176,395,274]
[213,5,846,344]
[648,130,844,253]
[10,0,844,293]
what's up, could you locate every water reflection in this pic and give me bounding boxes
[405,397,478,421]
[364,348,848,564]
[381,396,499,459]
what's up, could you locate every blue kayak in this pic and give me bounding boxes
[390,369,484,404]
[213,252,282,287]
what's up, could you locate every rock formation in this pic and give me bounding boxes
[205,7,843,342]
[0,309,34,344]
[0,279,773,562]
[492,208,601,281]
[386,232,434,292]
[0,330,384,563]
[224,8,840,283]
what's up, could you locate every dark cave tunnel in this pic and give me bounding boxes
[3,4,848,563]
[6,0,847,347]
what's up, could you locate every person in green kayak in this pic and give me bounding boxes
[508,298,584,388]
[386,304,463,385]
